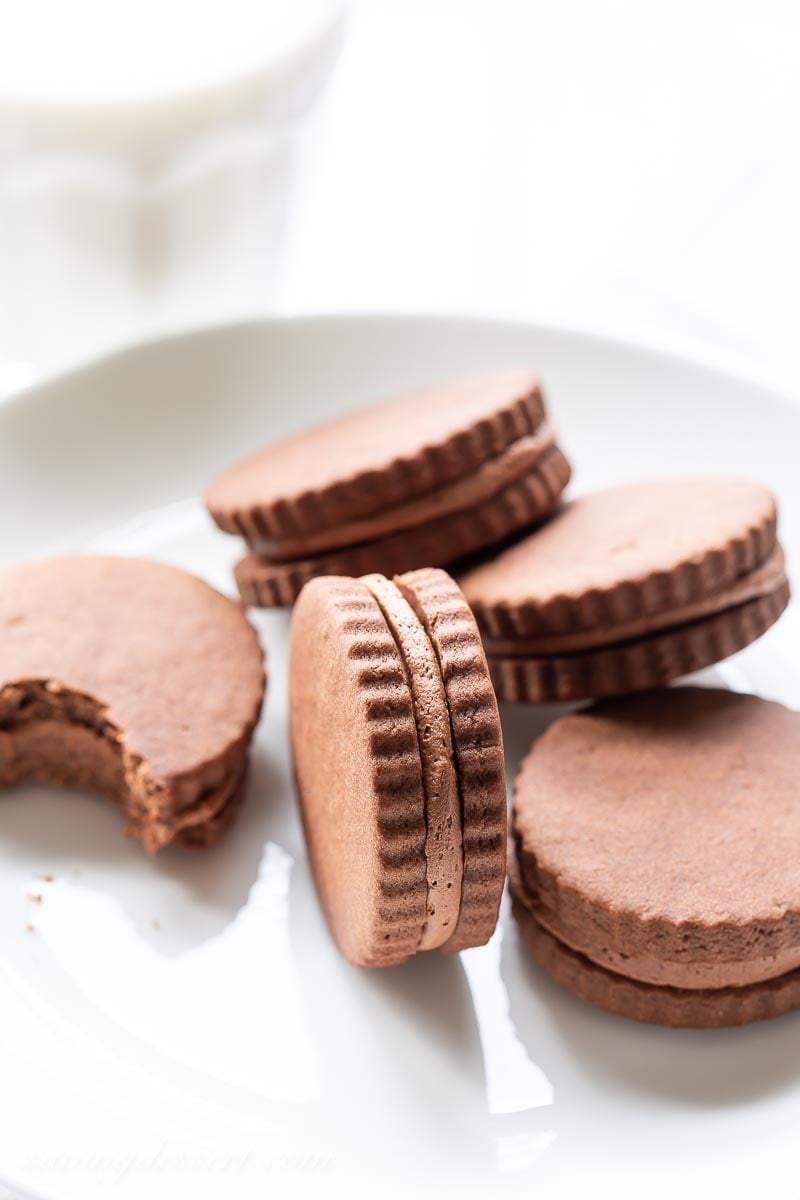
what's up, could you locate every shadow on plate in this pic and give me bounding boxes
[0,740,292,953]
[499,700,577,785]
[501,915,800,1110]
[498,665,743,789]
[287,846,495,1173]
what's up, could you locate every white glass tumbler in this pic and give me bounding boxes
[0,0,345,389]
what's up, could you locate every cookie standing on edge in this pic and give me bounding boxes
[289,567,507,966]
[206,371,571,607]
[0,556,266,852]
[458,477,789,702]
[509,688,800,1028]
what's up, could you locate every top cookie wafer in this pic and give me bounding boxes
[206,371,548,541]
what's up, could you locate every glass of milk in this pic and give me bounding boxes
[0,0,345,389]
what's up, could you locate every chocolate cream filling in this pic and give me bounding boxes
[484,545,787,657]
[0,681,245,852]
[511,837,800,991]
[247,428,556,562]
[362,575,464,950]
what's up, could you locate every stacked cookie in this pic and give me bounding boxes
[205,375,788,703]
[509,690,800,1027]
[458,477,789,701]
[205,371,570,606]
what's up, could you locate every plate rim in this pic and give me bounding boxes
[2,310,796,424]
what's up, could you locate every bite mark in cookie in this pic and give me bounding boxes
[0,556,265,852]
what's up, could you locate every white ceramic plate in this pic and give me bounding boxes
[1,316,799,1200]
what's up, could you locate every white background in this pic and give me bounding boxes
[282,0,800,397]
[2,0,799,398]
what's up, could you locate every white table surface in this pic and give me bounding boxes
[279,0,800,399]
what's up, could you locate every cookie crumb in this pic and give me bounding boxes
[27,892,42,904]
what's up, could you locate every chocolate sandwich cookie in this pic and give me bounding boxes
[0,556,265,852]
[289,567,506,966]
[509,688,800,1027]
[458,477,789,702]
[206,371,571,607]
